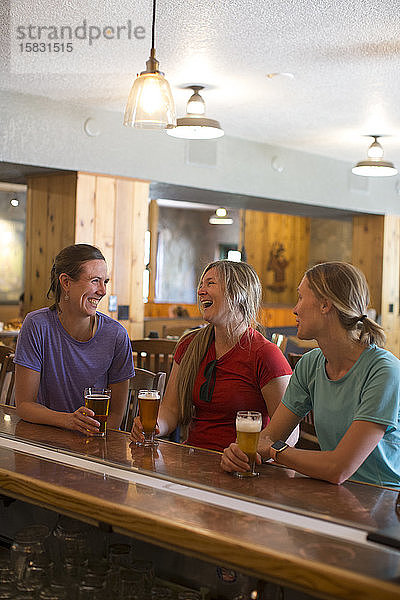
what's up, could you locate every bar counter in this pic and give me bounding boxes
[0,405,399,600]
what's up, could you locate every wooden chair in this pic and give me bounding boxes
[297,414,320,451]
[287,352,303,369]
[131,339,177,376]
[0,354,16,406]
[0,346,15,362]
[287,352,321,450]
[121,368,166,432]
[271,333,288,354]
[287,352,320,450]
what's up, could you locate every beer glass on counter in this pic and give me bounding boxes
[137,390,161,447]
[234,411,262,478]
[84,388,111,437]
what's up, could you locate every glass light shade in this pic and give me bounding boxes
[167,86,224,140]
[352,162,398,177]
[209,207,233,224]
[124,72,176,129]
[209,216,233,224]
[352,136,397,177]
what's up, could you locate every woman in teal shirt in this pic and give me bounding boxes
[221,261,400,489]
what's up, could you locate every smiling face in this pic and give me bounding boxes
[62,259,109,318]
[293,276,326,340]
[198,267,230,327]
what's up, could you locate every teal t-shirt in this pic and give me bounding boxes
[282,346,400,489]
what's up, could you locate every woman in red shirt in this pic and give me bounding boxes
[131,260,293,451]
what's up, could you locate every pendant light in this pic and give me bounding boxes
[124,0,176,129]
[209,207,233,225]
[352,136,398,177]
[167,85,224,139]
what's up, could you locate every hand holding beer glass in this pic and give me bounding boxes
[234,411,262,478]
[84,388,111,437]
[137,389,161,447]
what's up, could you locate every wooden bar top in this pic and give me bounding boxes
[0,406,399,600]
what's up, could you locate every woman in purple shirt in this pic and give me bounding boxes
[14,244,134,434]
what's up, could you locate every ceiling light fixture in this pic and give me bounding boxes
[209,207,233,225]
[123,0,176,129]
[167,85,224,140]
[352,135,398,177]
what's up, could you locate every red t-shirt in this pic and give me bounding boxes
[174,328,292,452]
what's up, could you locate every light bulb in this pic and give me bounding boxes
[140,76,164,114]
[367,140,384,159]
[187,98,205,116]
[215,207,227,217]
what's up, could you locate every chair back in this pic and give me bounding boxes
[121,368,166,432]
[0,346,15,362]
[0,354,16,405]
[287,352,303,369]
[285,351,319,449]
[271,333,288,354]
[162,325,189,339]
[131,339,177,375]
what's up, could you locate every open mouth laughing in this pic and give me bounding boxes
[201,300,213,309]
[87,298,101,307]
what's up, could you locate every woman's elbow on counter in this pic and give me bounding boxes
[14,399,24,418]
[324,462,353,485]
[15,400,33,421]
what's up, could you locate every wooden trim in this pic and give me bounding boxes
[0,464,398,600]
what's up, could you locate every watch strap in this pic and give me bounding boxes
[270,441,289,462]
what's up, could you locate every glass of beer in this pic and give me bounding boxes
[84,388,111,437]
[234,410,262,478]
[137,389,161,447]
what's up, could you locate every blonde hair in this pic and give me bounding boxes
[176,260,262,432]
[305,261,385,347]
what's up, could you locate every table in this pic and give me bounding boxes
[0,405,399,600]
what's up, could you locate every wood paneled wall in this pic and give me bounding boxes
[26,173,77,310]
[25,172,149,339]
[381,216,400,356]
[352,214,400,357]
[144,302,296,327]
[352,215,385,313]
[145,302,200,318]
[243,210,311,306]
[75,173,149,338]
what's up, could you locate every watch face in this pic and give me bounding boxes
[271,440,288,452]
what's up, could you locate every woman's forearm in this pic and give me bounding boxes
[157,404,179,436]
[16,401,70,429]
[270,446,343,484]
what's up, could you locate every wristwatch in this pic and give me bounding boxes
[270,440,289,462]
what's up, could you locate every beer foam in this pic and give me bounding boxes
[236,419,261,433]
[138,391,159,400]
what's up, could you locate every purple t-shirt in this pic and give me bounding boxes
[14,308,134,413]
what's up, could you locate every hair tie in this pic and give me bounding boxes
[359,314,367,322]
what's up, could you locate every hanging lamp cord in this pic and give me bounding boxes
[151,0,156,50]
